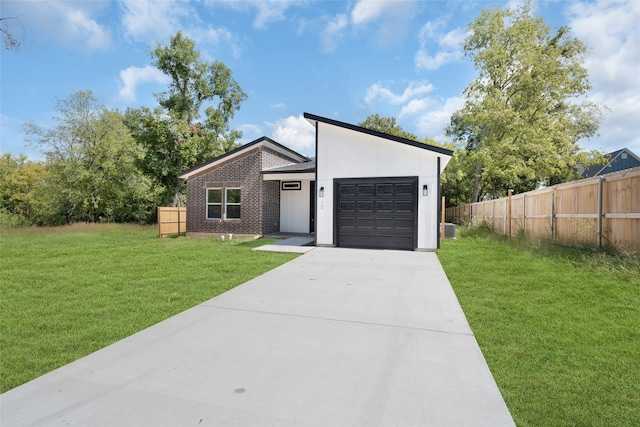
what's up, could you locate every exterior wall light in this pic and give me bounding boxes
[422,184,428,196]
[319,187,325,197]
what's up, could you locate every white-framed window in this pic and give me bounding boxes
[225,188,241,220]
[282,181,301,190]
[206,188,222,219]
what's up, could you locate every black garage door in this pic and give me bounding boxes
[335,177,418,251]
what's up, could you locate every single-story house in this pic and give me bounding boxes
[178,113,453,251]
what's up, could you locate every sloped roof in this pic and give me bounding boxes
[262,159,316,174]
[581,147,640,178]
[303,112,453,157]
[178,136,309,180]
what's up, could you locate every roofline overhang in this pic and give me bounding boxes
[303,112,453,157]
[262,172,315,181]
[178,136,309,180]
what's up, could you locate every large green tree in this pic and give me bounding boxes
[446,1,604,202]
[25,91,154,224]
[128,32,247,206]
[0,154,47,225]
[359,114,439,145]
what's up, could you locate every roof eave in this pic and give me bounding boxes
[178,136,308,180]
[303,112,453,157]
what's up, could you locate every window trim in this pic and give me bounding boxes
[225,188,241,220]
[206,188,222,220]
[282,181,302,191]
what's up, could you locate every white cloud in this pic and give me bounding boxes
[365,81,434,105]
[399,98,435,118]
[270,103,287,110]
[188,25,241,58]
[415,20,464,71]
[118,66,170,103]
[268,115,316,154]
[12,1,111,51]
[439,27,466,49]
[213,0,299,30]
[415,50,460,71]
[415,96,465,142]
[320,14,348,53]
[351,0,416,47]
[567,0,640,153]
[65,8,112,50]
[351,0,389,25]
[121,1,240,58]
[237,123,264,143]
[195,26,234,45]
[252,0,293,30]
[120,0,187,42]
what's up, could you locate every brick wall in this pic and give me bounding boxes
[184,145,300,235]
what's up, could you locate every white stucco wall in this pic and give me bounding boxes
[280,180,312,233]
[315,122,448,250]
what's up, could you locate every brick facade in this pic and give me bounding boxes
[184,145,299,235]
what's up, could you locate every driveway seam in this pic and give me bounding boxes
[200,304,475,337]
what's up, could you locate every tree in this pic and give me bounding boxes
[359,114,440,145]
[129,32,247,206]
[0,154,47,224]
[25,91,155,224]
[446,1,604,202]
[0,16,24,51]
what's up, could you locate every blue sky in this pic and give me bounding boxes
[1,0,639,160]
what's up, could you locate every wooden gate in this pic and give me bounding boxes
[158,207,186,237]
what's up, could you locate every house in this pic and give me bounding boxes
[177,136,310,237]
[178,113,453,251]
[580,147,640,178]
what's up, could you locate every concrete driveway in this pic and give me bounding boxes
[1,247,514,426]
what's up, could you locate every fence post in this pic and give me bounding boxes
[550,188,556,240]
[177,206,181,236]
[507,189,512,238]
[522,194,526,234]
[597,176,604,249]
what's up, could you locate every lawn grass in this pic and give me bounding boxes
[437,227,640,426]
[0,224,298,392]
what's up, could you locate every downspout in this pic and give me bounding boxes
[314,121,319,246]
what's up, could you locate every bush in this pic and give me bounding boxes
[0,209,31,228]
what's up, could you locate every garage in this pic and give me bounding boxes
[335,177,418,250]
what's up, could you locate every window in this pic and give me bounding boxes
[282,181,301,190]
[226,188,241,219]
[207,189,222,219]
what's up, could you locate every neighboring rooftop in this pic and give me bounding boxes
[581,147,640,178]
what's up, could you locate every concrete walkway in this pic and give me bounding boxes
[1,248,514,426]
[252,236,316,253]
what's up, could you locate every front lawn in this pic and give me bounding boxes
[0,224,297,392]
[438,228,640,426]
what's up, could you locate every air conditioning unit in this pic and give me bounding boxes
[442,223,456,239]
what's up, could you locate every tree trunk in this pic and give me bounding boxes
[470,124,490,203]
[471,161,483,203]
[172,186,182,207]
[66,198,74,224]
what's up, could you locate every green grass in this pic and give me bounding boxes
[438,227,640,426]
[0,224,298,392]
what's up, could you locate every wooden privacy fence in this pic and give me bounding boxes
[158,207,186,237]
[445,167,640,255]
